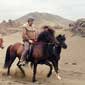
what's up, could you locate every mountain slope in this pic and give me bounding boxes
[15,12,73,27]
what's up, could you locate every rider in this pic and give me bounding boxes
[37,26,55,43]
[19,17,37,65]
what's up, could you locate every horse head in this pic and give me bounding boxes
[55,34,67,49]
[0,38,4,49]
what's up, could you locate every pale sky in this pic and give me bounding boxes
[0,0,85,21]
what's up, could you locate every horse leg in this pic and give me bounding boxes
[17,61,25,77]
[52,60,61,80]
[32,63,37,82]
[45,61,53,78]
[30,62,34,69]
[7,56,16,75]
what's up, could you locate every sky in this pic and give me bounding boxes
[0,0,85,21]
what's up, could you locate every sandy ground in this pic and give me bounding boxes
[0,29,85,85]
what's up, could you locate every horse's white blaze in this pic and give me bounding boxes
[56,74,62,80]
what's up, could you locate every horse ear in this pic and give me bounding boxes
[56,34,61,39]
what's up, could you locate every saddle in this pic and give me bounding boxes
[26,41,46,61]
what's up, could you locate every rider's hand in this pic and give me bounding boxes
[29,40,33,43]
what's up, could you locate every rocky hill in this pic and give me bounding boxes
[15,12,73,28]
[69,18,85,37]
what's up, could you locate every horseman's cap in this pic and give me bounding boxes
[28,17,34,22]
[42,25,50,29]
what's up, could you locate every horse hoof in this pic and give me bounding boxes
[57,75,62,80]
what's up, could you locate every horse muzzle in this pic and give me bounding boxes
[63,44,67,49]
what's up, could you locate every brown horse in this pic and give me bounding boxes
[4,42,53,79]
[4,34,67,82]
[4,27,55,81]
[0,38,4,49]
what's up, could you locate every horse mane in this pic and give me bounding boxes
[47,28,55,35]
[56,34,65,41]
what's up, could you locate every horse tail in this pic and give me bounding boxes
[4,45,12,68]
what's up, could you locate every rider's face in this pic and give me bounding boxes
[28,21,34,26]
